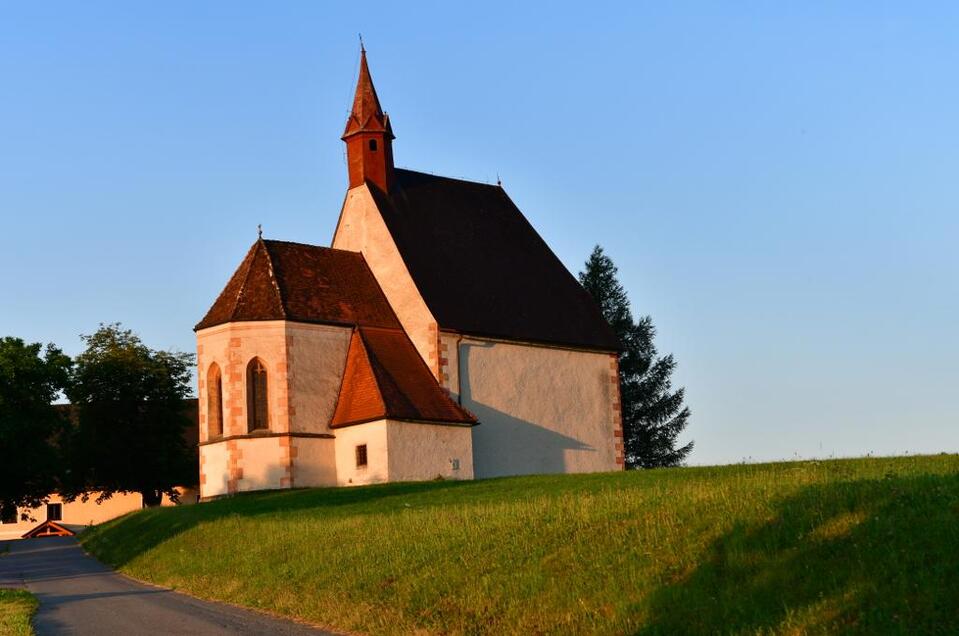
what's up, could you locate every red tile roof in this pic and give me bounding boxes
[332,327,476,428]
[195,240,402,331]
[366,169,620,351]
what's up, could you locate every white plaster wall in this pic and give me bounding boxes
[292,437,338,487]
[332,186,439,375]
[235,436,287,493]
[286,323,352,434]
[446,335,618,478]
[386,421,474,481]
[200,442,230,498]
[334,420,389,486]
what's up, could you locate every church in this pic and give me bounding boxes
[195,49,623,497]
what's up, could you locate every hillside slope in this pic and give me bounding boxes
[82,455,959,635]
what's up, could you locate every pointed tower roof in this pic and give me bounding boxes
[194,239,402,331]
[342,48,394,140]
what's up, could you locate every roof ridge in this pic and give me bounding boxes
[260,238,368,260]
[394,167,502,189]
[258,239,288,320]
[229,241,262,322]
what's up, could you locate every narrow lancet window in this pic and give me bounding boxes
[207,363,223,439]
[246,358,269,432]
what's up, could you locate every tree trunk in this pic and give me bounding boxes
[141,489,163,507]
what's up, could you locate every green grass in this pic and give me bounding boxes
[0,590,37,636]
[82,455,959,635]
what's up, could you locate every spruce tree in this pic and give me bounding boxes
[579,245,693,468]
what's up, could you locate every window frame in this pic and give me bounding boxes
[355,444,368,468]
[207,363,224,439]
[46,503,62,522]
[246,357,270,433]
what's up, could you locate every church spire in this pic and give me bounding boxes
[342,46,395,192]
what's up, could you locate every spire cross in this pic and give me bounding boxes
[359,33,365,54]
[257,224,263,239]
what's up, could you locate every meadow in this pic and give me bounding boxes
[0,589,36,636]
[82,455,959,635]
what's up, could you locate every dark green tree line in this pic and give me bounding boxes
[0,324,195,513]
[0,338,71,520]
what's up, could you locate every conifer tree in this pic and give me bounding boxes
[579,246,693,468]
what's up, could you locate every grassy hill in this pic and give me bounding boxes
[82,455,959,635]
[0,589,36,636]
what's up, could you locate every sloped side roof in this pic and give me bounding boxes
[367,169,620,351]
[330,329,387,426]
[331,327,477,428]
[196,240,402,331]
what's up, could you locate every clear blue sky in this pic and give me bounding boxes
[2,3,956,465]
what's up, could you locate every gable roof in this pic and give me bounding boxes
[365,169,620,351]
[332,326,476,428]
[196,239,402,331]
[22,520,75,539]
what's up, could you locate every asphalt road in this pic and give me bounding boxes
[0,537,333,635]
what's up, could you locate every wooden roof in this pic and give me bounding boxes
[22,520,75,539]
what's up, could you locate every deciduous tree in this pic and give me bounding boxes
[0,338,71,520]
[64,324,194,507]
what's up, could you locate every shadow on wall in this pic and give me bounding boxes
[638,472,959,635]
[459,341,594,479]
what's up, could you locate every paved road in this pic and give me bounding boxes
[0,537,333,635]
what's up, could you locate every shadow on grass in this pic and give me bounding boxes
[85,478,476,568]
[638,472,959,635]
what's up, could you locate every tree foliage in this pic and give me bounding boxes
[579,246,693,468]
[64,324,195,506]
[0,338,71,520]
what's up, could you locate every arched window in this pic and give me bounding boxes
[207,363,223,439]
[246,358,269,432]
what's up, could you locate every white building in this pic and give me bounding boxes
[195,49,623,498]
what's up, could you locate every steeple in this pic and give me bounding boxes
[342,46,395,192]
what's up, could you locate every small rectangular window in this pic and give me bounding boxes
[1,505,16,524]
[46,503,62,522]
[355,444,368,468]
